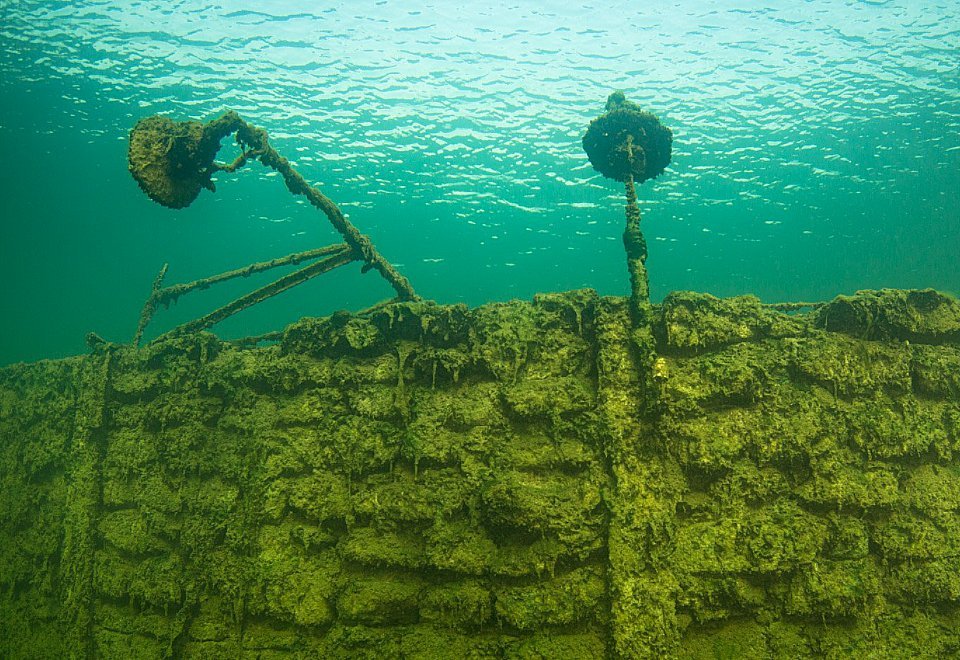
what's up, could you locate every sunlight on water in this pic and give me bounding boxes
[0,0,958,364]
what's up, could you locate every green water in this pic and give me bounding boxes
[1,1,958,367]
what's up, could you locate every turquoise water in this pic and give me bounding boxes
[1,1,958,366]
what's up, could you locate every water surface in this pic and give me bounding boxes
[1,0,958,365]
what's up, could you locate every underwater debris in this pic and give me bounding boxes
[132,245,356,346]
[128,114,240,209]
[3,285,960,658]
[582,91,673,184]
[583,92,672,322]
[126,111,418,345]
[816,288,960,343]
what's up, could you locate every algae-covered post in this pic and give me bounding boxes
[582,91,672,324]
[126,111,418,344]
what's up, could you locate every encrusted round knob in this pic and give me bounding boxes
[582,91,672,183]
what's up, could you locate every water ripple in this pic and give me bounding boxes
[2,0,959,307]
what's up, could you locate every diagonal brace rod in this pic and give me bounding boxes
[159,246,358,339]
[205,111,419,302]
[133,244,351,345]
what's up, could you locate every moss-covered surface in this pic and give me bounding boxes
[653,290,960,658]
[1,288,960,658]
[127,115,225,209]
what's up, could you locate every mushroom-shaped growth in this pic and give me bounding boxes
[128,115,234,209]
[582,92,672,319]
[125,110,418,346]
[582,91,672,183]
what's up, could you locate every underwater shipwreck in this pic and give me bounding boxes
[2,93,960,659]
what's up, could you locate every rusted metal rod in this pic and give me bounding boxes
[155,244,350,307]
[133,244,351,345]
[208,111,419,302]
[160,246,358,339]
[622,135,651,325]
[763,301,825,311]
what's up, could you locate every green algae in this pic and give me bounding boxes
[650,289,960,657]
[2,288,960,658]
[817,288,960,343]
[656,291,811,354]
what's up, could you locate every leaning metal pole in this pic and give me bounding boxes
[127,109,420,344]
[206,111,418,302]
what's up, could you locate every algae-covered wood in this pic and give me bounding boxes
[1,289,959,658]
